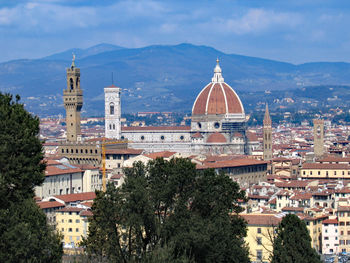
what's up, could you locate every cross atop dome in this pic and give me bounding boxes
[212,58,224,83]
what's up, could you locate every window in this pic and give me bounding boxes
[61,219,64,223]
[61,228,64,232]
[76,219,80,223]
[257,237,262,245]
[324,236,329,240]
[318,171,320,175]
[68,228,72,232]
[110,103,114,115]
[68,219,72,223]
[257,228,261,234]
[214,122,220,129]
[160,135,165,140]
[257,250,263,261]
[76,228,79,232]
[141,135,145,140]
[180,135,184,140]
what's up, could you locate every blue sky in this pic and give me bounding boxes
[1,0,350,64]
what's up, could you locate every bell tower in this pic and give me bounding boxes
[263,104,272,161]
[63,55,83,142]
[104,84,121,139]
[313,119,324,157]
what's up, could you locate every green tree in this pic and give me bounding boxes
[0,93,62,262]
[83,158,249,263]
[271,214,321,263]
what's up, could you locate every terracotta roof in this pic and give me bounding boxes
[110,174,123,179]
[192,82,244,115]
[275,180,311,188]
[282,207,305,212]
[246,131,258,141]
[46,159,61,166]
[80,210,93,217]
[240,214,282,226]
[38,201,65,209]
[122,126,190,131]
[302,163,349,170]
[191,132,203,138]
[54,192,96,203]
[145,151,177,159]
[197,158,267,170]
[323,218,338,224]
[248,194,269,200]
[45,164,82,176]
[207,132,227,143]
[73,164,98,170]
[318,157,350,163]
[105,148,143,155]
[335,188,350,194]
[56,207,85,213]
[290,193,313,200]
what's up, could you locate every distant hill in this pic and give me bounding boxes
[1,43,350,116]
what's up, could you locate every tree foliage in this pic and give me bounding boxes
[82,158,249,262]
[271,214,321,263]
[0,93,62,262]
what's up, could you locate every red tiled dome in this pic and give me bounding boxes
[192,61,244,116]
[207,132,227,143]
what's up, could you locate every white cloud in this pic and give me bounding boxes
[218,8,303,35]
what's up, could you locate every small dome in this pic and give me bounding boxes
[192,60,244,116]
[207,132,227,143]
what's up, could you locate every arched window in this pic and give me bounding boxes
[110,103,114,115]
[70,78,74,90]
[113,124,115,130]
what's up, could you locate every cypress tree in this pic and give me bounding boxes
[271,214,321,263]
[0,93,62,262]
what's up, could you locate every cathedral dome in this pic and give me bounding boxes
[207,132,227,143]
[192,60,244,116]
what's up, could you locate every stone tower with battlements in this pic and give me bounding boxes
[63,55,83,142]
[263,104,272,161]
[104,84,121,139]
[313,119,324,157]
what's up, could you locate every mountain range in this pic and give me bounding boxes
[1,43,350,117]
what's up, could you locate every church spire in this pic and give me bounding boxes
[212,58,224,83]
[263,103,271,126]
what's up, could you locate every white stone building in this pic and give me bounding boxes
[35,158,101,199]
[105,84,121,139]
[322,218,339,254]
[106,60,259,154]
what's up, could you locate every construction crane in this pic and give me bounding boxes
[101,138,128,191]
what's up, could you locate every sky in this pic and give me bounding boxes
[1,0,350,64]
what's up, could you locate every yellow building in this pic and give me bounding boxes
[301,214,327,253]
[301,163,350,180]
[335,206,350,253]
[241,214,281,263]
[56,206,92,249]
